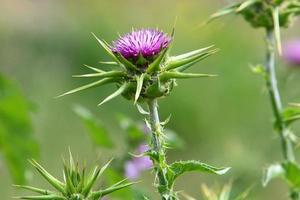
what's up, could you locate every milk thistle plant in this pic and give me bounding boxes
[207,0,300,199]
[57,28,230,200]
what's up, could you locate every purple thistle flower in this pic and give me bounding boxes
[283,40,300,66]
[112,29,172,61]
[124,144,153,180]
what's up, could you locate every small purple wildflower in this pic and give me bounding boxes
[283,40,300,66]
[124,144,153,180]
[112,29,172,60]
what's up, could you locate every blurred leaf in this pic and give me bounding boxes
[118,115,146,147]
[283,162,300,189]
[164,129,185,149]
[262,164,284,187]
[73,105,114,148]
[0,74,39,184]
[281,107,300,126]
[250,64,266,75]
[200,182,251,200]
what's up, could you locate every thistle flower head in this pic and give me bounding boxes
[58,28,217,106]
[15,153,134,200]
[112,29,172,65]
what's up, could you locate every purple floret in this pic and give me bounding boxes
[112,29,172,60]
[283,40,300,66]
[124,144,153,180]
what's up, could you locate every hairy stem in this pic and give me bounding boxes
[147,99,174,200]
[265,29,297,199]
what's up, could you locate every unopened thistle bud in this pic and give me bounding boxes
[15,153,134,200]
[207,0,300,54]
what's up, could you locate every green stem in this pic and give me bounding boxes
[147,98,175,200]
[265,29,297,199]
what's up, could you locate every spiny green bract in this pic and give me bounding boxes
[14,153,134,200]
[58,29,218,106]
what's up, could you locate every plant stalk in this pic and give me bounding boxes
[147,98,175,200]
[265,29,297,199]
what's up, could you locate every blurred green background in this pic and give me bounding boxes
[1,0,300,199]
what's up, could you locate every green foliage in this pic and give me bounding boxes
[0,74,39,184]
[73,105,114,148]
[15,152,134,200]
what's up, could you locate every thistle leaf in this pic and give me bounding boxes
[236,0,258,12]
[146,47,169,73]
[81,166,100,197]
[262,164,284,187]
[281,107,300,126]
[82,159,112,196]
[136,103,149,115]
[14,185,55,195]
[101,182,135,197]
[134,74,145,104]
[159,72,217,81]
[115,52,140,72]
[272,6,282,55]
[72,71,125,78]
[282,162,300,189]
[57,77,118,98]
[83,64,104,73]
[73,105,114,148]
[205,3,240,24]
[98,83,130,106]
[168,160,230,186]
[168,46,214,61]
[165,48,218,71]
[92,33,120,63]
[29,160,65,194]
[99,61,118,65]
[63,164,76,194]
[91,182,135,199]
[16,195,66,200]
